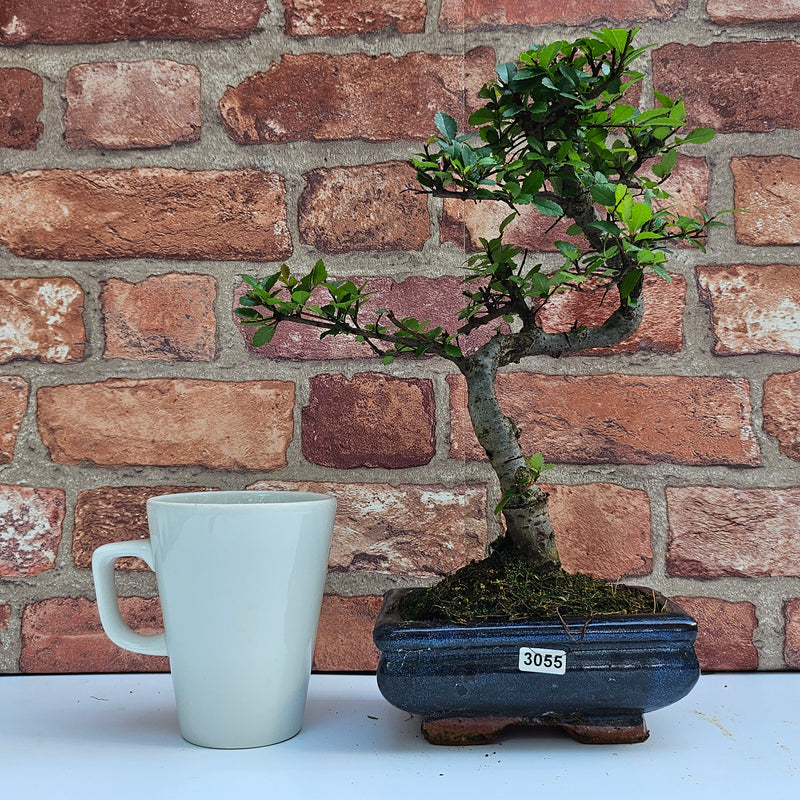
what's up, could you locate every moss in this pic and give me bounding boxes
[398,539,665,624]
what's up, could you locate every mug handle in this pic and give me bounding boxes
[92,541,168,657]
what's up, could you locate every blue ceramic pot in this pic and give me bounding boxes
[373,588,700,745]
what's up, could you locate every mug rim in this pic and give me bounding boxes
[146,490,336,508]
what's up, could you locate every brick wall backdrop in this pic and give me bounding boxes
[1,0,799,674]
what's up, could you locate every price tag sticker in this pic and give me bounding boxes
[518,647,567,675]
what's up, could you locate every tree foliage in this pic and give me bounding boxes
[238,29,720,366]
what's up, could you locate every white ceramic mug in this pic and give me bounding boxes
[92,490,336,749]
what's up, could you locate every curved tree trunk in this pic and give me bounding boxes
[461,341,559,563]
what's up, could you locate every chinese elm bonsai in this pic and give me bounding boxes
[237,29,723,623]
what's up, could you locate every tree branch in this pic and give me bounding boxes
[494,282,645,367]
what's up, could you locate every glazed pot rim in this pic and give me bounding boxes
[374,586,698,644]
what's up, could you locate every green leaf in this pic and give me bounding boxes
[647,261,671,279]
[520,170,545,197]
[495,62,517,85]
[252,325,276,347]
[616,185,633,222]
[629,202,652,233]
[618,269,643,301]
[653,89,675,108]
[537,41,565,68]
[594,28,632,54]
[532,197,564,217]
[498,212,518,234]
[590,182,618,207]
[679,126,716,145]
[588,219,622,237]
[529,272,551,295]
[434,111,458,142]
[468,107,495,126]
[310,259,327,285]
[654,148,678,178]
[555,240,582,260]
[609,104,636,125]
[529,452,545,472]
[494,492,512,516]
[262,272,280,292]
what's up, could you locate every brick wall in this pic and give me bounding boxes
[1,0,799,674]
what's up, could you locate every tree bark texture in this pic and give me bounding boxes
[460,289,645,562]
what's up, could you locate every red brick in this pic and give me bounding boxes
[0,605,8,630]
[443,156,707,252]
[0,485,65,577]
[219,48,495,144]
[102,273,216,361]
[449,374,759,466]
[538,274,685,355]
[666,486,800,577]
[0,278,85,364]
[654,42,800,133]
[303,373,435,468]
[0,0,267,45]
[313,595,383,671]
[0,68,43,149]
[698,265,800,355]
[652,155,710,219]
[37,378,294,470]
[378,275,503,355]
[442,196,583,253]
[671,596,758,671]
[0,376,27,463]
[299,162,429,253]
[73,485,216,570]
[237,274,501,360]
[64,60,200,150]
[0,169,291,261]
[731,156,800,246]
[286,0,426,36]
[546,483,652,580]
[439,0,686,29]
[249,479,488,577]
[20,597,168,673]
[785,599,800,667]
[707,0,800,23]
[763,371,800,462]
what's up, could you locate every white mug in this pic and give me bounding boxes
[92,490,336,749]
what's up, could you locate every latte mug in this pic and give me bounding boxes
[92,490,336,749]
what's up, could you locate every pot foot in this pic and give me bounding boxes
[558,717,649,744]
[421,714,648,746]
[422,716,524,746]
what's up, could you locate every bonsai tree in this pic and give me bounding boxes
[237,29,722,618]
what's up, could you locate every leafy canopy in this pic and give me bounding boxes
[237,28,722,365]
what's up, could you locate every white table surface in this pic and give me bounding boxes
[1,672,797,799]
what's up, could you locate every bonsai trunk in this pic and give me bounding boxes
[461,342,559,564]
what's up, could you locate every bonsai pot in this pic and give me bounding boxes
[373,588,699,746]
